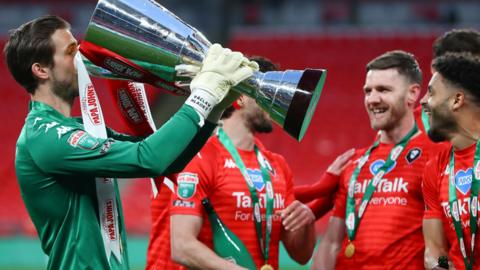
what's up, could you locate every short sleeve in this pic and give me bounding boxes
[423,158,443,219]
[170,141,218,217]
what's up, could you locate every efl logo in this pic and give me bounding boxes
[177,172,199,200]
[86,84,102,126]
[67,130,99,150]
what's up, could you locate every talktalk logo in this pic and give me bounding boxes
[441,197,480,221]
[232,192,285,209]
[354,177,408,193]
[86,84,101,125]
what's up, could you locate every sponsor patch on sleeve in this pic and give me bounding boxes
[172,200,195,208]
[100,139,115,154]
[177,172,199,199]
[67,130,99,150]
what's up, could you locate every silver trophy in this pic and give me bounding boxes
[81,0,327,141]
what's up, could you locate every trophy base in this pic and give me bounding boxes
[284,69,327,141]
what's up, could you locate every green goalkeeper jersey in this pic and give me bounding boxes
[15,101,213,269]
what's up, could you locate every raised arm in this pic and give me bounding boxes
[294,148,354,203]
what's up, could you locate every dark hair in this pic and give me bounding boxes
[432,52,480,104]
[221,56,279,119]
[366,50,422,85]
[433,29,480,58]
[249,56,279,72]
[3,15,70,94]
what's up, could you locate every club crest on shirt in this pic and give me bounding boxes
[177,172,199,199]
[247,168,264,191]
[406,147,422,164]
[67,130,99,150]
[455,168,473,195]
[369,159,396,176]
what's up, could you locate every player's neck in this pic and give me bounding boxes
[379,113,416,144]
[222,116,255,151]
[31,85,73,117]
[450,110,480,150]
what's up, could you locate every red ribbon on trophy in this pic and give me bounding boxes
[79,41,189,96]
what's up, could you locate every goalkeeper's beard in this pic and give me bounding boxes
[52,74,79,105]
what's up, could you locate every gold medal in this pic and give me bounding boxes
[260,264,274,270]
[344,242,355,258]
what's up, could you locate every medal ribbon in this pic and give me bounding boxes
[218,128,274,264]
[75,52,122,263]
[448,141,480,270]
[346,124,418,241]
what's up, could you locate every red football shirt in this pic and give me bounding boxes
[333,132,435,269]
[423,143,480,270]
[170,136,295,269]
[146,177,184,270]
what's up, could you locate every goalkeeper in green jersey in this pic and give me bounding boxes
[3,15,258,270]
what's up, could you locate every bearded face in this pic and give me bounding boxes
[422,72,458,142]
[51,71,78,104]
[363,69,410,132]
[242,97,273,133]
[49,28,79,104]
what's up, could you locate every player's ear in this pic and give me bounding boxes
[451,91,466,111]
[234,95,246,109]
[31,63,50,80]
[407,83,421,107]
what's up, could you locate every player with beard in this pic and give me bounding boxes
[422,53,480,270]
[4,15,258,269]
[416,28,480,134]
[145,57,280,270]
[298,29,480,222]
[312,50,437,270]
[168,58,316,270]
